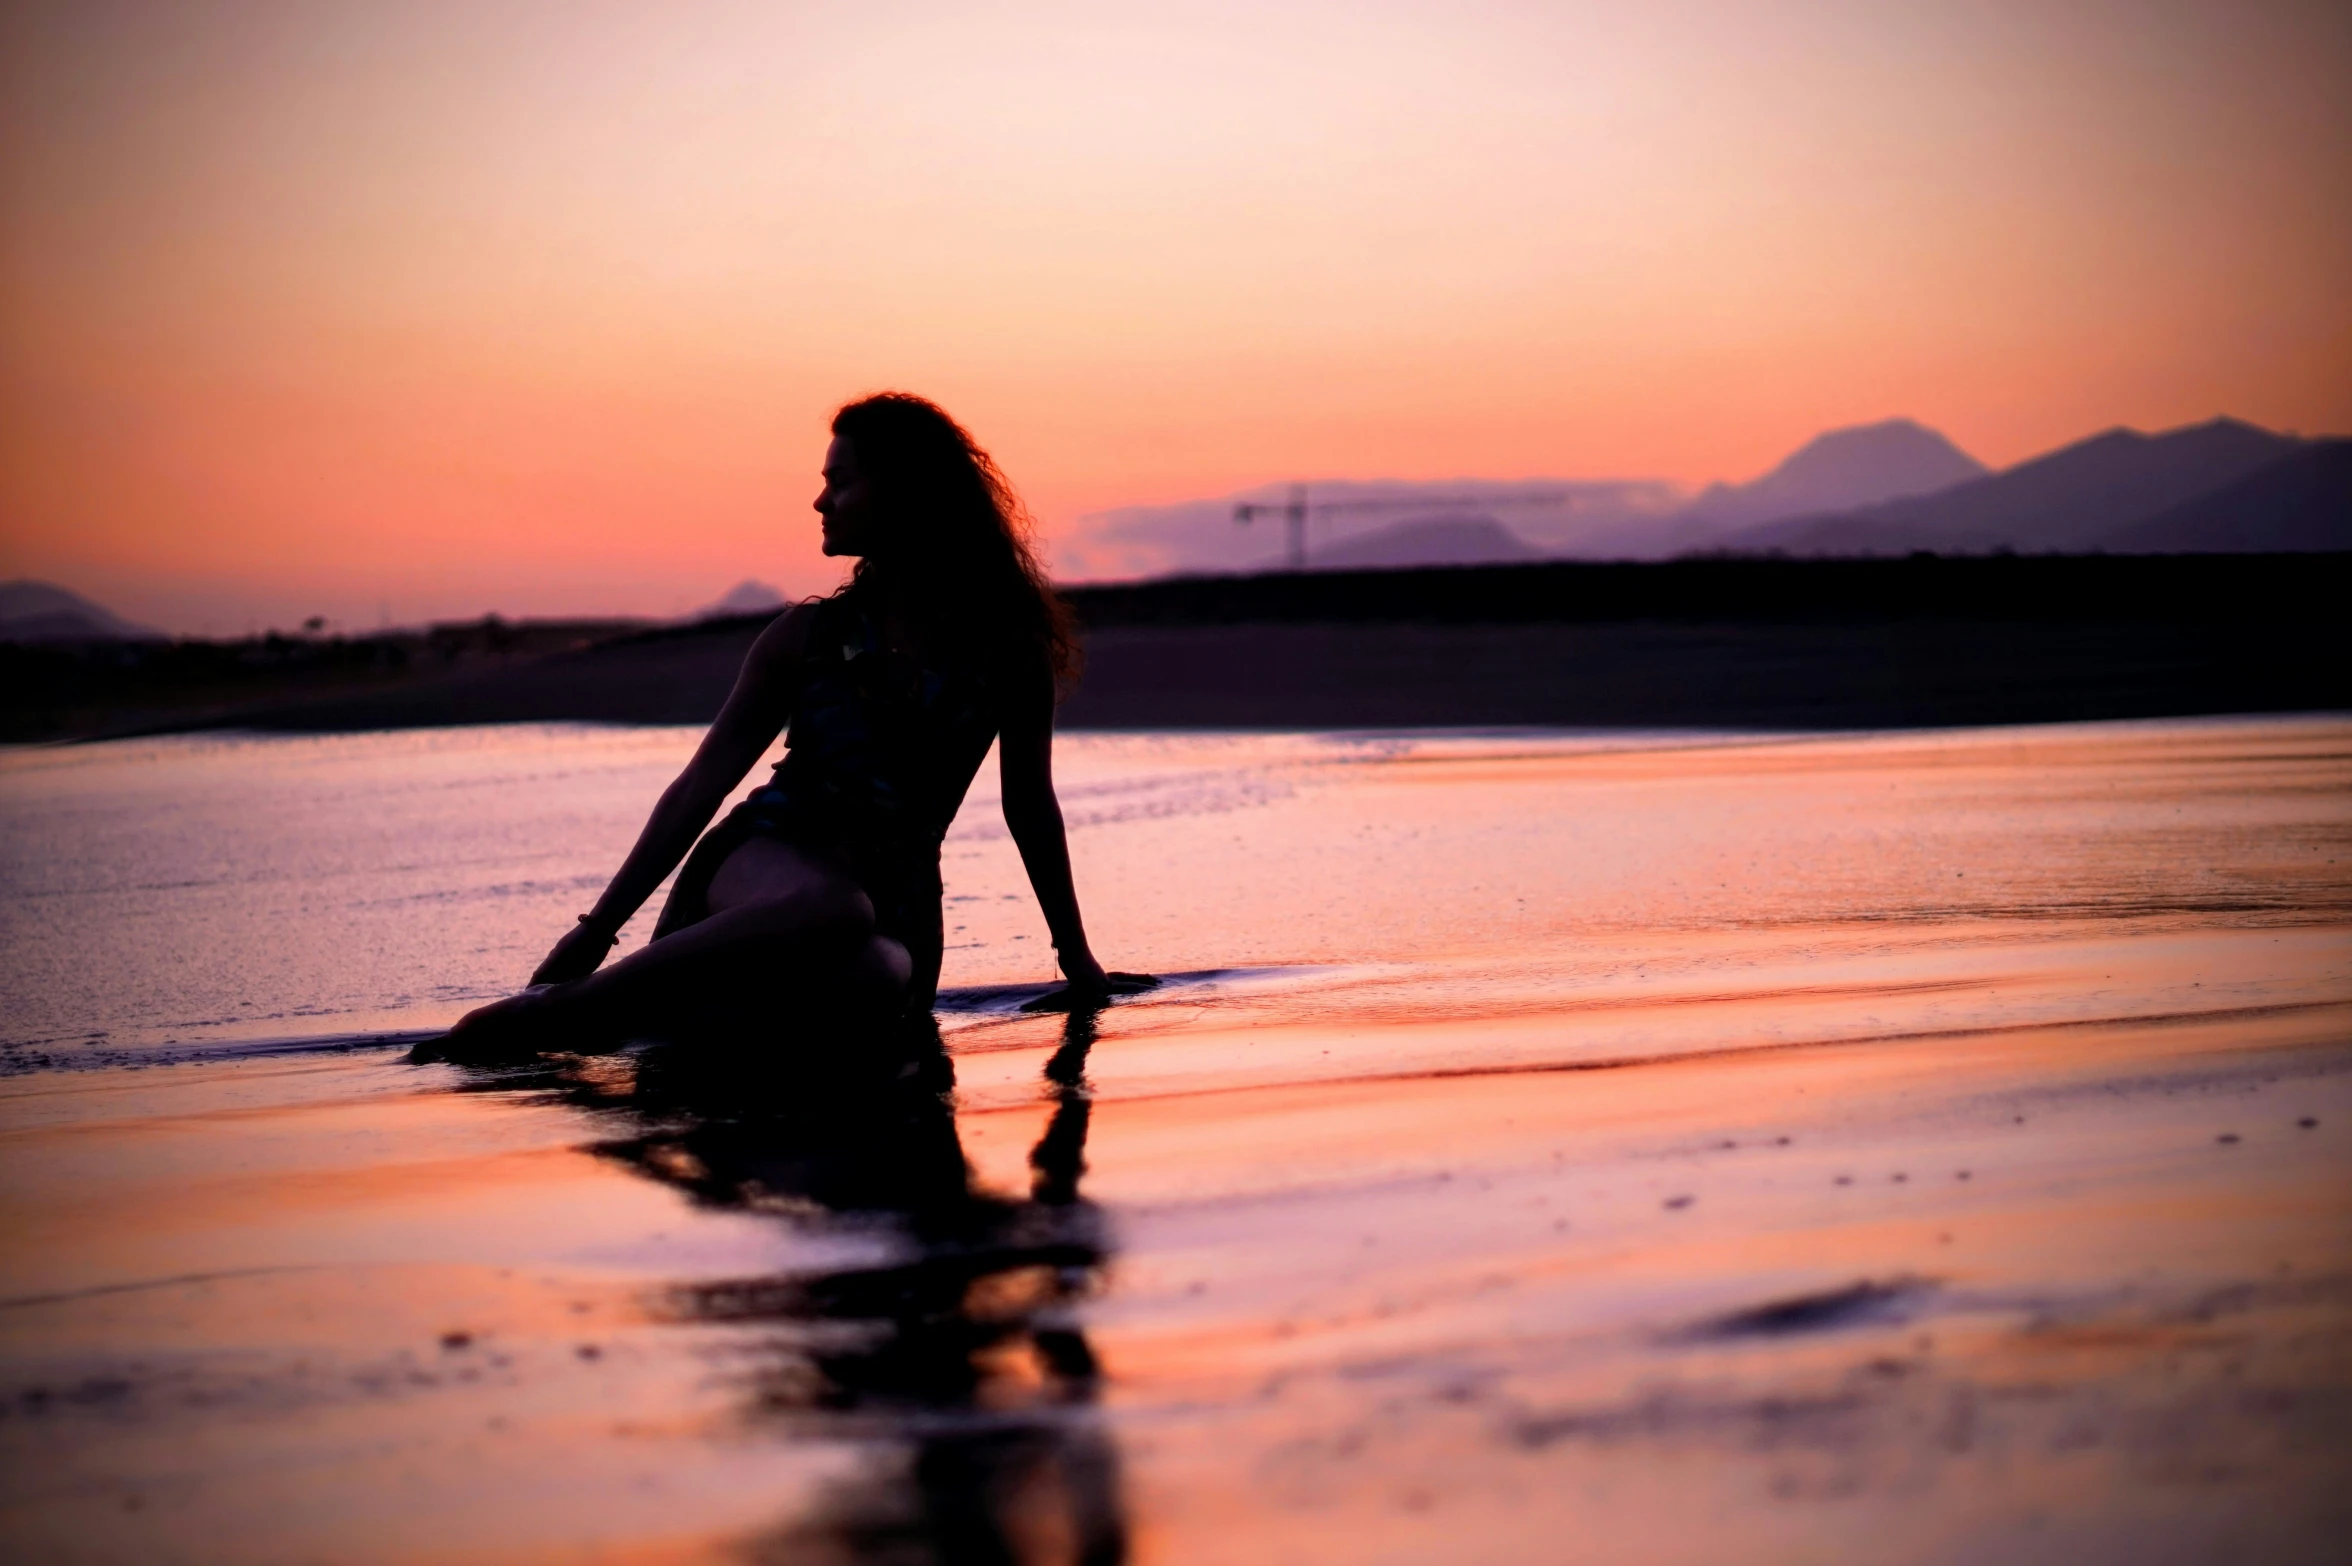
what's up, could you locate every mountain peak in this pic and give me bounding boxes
[1717,417,2310,556]
[1678,419,1986,533]
[0,580,166,643]
[1309,514,1543,571]
[693,580,788,620]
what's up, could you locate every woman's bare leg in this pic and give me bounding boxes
[431,839,910,1058]
[584,837,908,1017]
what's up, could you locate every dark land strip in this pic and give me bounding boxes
[11,554,2346,741]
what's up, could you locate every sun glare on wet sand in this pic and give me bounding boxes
[2,715,2348,1562]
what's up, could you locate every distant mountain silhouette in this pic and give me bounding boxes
[1680,420,1986,530]
[692,579,787,619]
[1308,515,1544,570]
[1718,418,2309,556]
[1068,480,1679,578]
[1588,419,1984,558]
[2096,440,2352,554]
[0,580,165,643]
[1083,423,1985,576]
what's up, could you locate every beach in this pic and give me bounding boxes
[3,715,2348,1562]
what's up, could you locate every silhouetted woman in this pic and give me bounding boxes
[426,394,1144,1061]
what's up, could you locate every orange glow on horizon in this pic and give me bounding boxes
[3,1,2348,633]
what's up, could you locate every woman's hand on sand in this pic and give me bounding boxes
[530,919,619,986]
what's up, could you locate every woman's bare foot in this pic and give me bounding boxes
[410,985,570,1064]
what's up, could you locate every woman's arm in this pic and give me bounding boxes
[997,663,1111,992]
[530,604,815,983]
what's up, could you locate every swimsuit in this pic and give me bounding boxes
[651,591,1003,1006]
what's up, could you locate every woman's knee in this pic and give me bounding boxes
[823,883,877,940]
[859,933,913,993]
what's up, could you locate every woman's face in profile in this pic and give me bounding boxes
[815,436,877,557]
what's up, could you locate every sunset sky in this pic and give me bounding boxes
[4,0,2348,633]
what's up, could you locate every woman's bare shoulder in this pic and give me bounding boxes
[746,597,830,665]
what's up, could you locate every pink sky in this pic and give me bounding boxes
[4,0,2348,633]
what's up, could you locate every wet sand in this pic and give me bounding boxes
[3,717,2348,1562]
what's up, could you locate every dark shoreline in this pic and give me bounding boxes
[11,553,2347,741]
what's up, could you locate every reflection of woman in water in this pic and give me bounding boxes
[552,1008,1129,1559]
[427,393,1146,1061]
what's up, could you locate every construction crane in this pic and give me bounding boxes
[1232,485,1312,570]
[1235,483,1603,571]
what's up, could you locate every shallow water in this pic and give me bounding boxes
[2,716,2348,1562]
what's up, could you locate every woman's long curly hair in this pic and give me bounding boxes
[830,393,1080,693]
